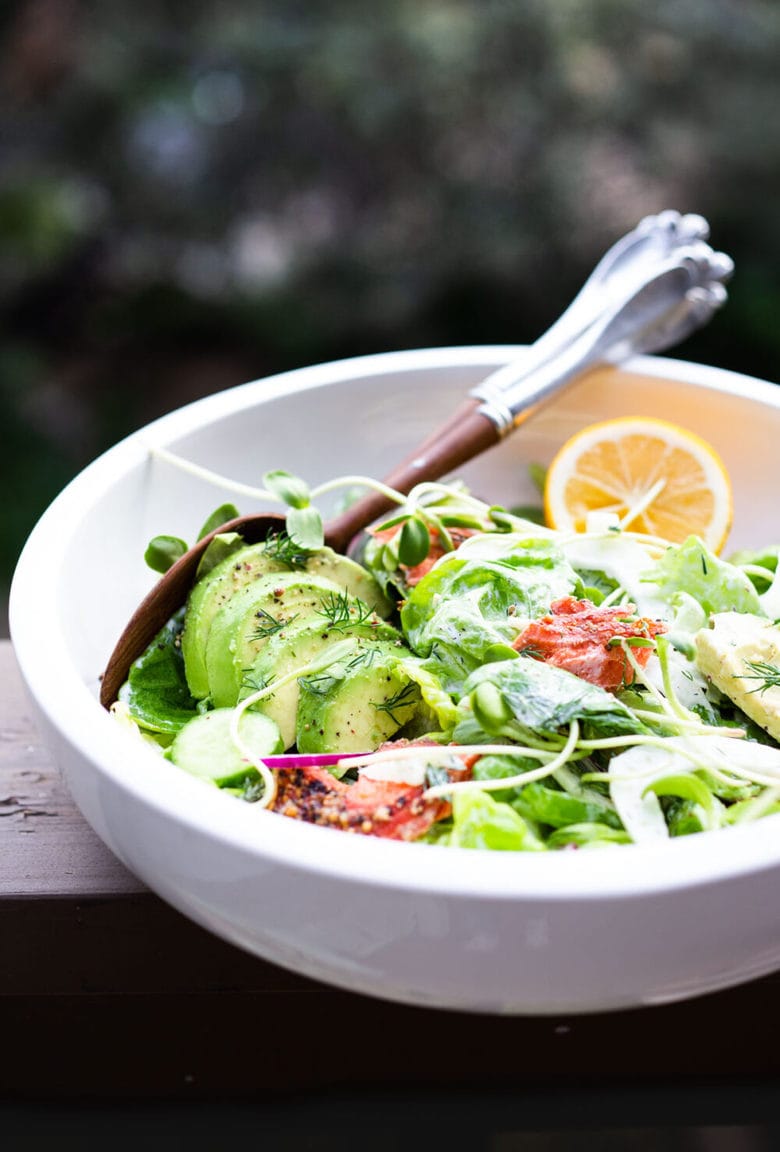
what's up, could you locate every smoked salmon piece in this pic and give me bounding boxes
[513,597,666,692]
[271,752,472,840]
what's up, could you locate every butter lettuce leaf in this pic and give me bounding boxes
[400,540,579,693]
[461,656,645,741]
[641,535,762,617]
[448,790,546,851]
[119,609,198,734]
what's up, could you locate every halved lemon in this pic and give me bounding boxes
[543,415,733,551]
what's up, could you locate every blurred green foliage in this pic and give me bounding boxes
[1,0,780,627]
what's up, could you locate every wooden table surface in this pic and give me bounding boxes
[2,638,780,1118]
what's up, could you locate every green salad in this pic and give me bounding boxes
[114,458,780,851]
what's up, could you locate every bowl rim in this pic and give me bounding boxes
[10,344,780,903]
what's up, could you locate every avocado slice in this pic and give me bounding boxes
[205,571,355,708]
[249,614,402,749]
[182,541,392,699]
[182,542,290,699]
[296,638,420,754]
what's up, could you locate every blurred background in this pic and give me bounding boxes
[2,0,779,634]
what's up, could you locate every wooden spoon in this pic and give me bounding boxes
[100,234,732,707]
[99,406,498,708]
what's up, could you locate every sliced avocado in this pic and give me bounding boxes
[303,547,392,617]
[249,614,402,749]
[182,542,290,699]
[169,707,283,788]
[182,541,392,699]
[296,639,420,754]
[205,571,350,708]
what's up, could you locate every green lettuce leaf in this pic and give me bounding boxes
[641,535,763,617]
[400,540,579,693]
[511,779,623,829]
[397,657,458,736]
[448,790,545,851]
[728,545,779,594]
[461,656,645,742]
[546,823,631,849]
[118,609,198,734]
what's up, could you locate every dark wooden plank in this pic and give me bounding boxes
[0,894,312,996]
[2,979,780,1101]
[0,642,145,897]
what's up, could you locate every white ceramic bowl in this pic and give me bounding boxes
[10,346,780,1014]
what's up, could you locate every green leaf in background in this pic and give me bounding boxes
[643,772,719,832]
[195,531,245,579]
[470,752,546,804]
[401,541,578,693]
[397,657,458,735]
[286,504,324,549]
[197,503,240,540]
[462,656,644,742]
[263,470,311,509]
[511,779,623,830]
[575,567,621,606]
[546,823,631,849]
[144,535,188,573]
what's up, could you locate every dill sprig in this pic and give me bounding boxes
[299,647,376,695]
[240,669,268,695]
[263,531,313,570]
[250,608,295,641]
[317,590,376,632]
[736,660,780,695]
[373,681,420,725]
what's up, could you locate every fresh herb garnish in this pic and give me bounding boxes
[145,535,187,574]
[240,669,268,695]
[373,681,420,724]
[398,515,432,567]
[317,590,375,631]
[515,644,543,659]
[736,659,780,695]
[241,779,266,803]
[263,470,324,548]
[299,647,376,694]
[263,531,312,570]
[251,608,295,641]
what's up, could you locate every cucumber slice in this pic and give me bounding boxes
[169,707,283,788]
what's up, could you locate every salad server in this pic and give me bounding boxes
[323,237,732,544]
[410,210,718,454]
[478,210,717,389]
[100,225,732,707]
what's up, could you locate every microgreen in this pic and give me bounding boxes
[398,516,431,567]
[197,503,240,540]
[263,469,324,549]
[144,535,187,574]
